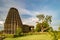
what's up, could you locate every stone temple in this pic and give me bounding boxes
[4,7,23,34]
[4,7,34,34]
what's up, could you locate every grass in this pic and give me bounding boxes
[4,32,54,40]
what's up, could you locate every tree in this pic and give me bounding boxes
[36,14,45,32]
[36,14,52,32]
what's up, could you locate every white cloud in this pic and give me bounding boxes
[22,17,39,26]
[0,21,4,31]
[0,21,4,25]
[52,26,58,30]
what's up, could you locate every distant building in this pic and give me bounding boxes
[23,25,34,33]
[4,7,34,34]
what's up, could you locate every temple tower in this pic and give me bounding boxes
[4,7,23,34]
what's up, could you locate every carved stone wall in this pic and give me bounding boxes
[4,7,23,34]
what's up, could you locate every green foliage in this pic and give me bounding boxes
[4,34,14,38]
[35,23,41,32]
[35,22,50,32]
[15,27,22,37]
[47,27,53,32]
[36,14,45,21]
[54,31,60,39]
[53,31,58,40]
[36,14,52,23]
[58,26,60,31]
[45,15,52,23]
[42,21,49,28]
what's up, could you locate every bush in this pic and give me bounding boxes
[35,23,41,32]
[4,34,14,38]
[14,27,23,37]
[48,31,58,40]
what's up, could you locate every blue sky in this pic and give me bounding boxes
[0,0,60,30]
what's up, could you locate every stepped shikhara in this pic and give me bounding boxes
[4,7,23,34]
[4,7,34,34]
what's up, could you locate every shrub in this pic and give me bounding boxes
[14,27,23,37]
[35,23,41,32]
[4,34,14,38]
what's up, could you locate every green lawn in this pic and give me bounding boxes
[4,33,54,40]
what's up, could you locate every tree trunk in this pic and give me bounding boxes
[43,27,49,31]
[41,27,49,32]
[41,25,44,32]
